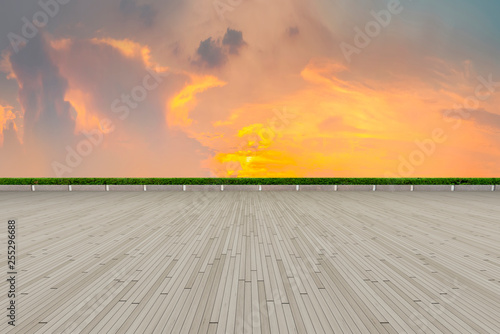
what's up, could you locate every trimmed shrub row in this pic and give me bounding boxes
[0,178,499,185]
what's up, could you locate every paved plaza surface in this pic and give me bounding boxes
[0,191,499,333]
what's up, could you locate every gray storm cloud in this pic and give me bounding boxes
[195,37,227,68]
[0,31,211,177]
[287,26,300,37]
[222,28,246,55]
[194,28,246,68]
[8,33,76,158]
[119,0,157,27]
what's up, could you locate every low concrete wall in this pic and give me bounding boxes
[146,185,183,191]
[107,185,145,192]
[413,185,452,191]
[33,185,69,191]
[184,185,221,192]
[0,184,497,192]
[71,185,106,192]
[0,185,32,191]
[337,185,374,191]
[299,185,337,191]
[223,185,260,192]
[454,185,494,192]
[261,185,297,191]
[376,185,412,192]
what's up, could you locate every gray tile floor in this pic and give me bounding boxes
[0,192,499,333]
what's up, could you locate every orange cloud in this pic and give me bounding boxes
[50,38,73,51]
[64,89,103,134]
[2,28,499,177]
[90,38,167,71]
[206,57,498,177]
[0,51,16,80]
[0,104,17,146]
[168,75,226,129]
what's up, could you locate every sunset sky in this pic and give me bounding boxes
[1,0,499,177]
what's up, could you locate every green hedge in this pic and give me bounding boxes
[0,178,499,185]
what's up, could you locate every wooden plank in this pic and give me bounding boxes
[0,191,499,334]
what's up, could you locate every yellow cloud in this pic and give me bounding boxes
[168,75,226,129]
[0,104,18,146]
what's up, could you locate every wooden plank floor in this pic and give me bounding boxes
[1,191,499,333]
